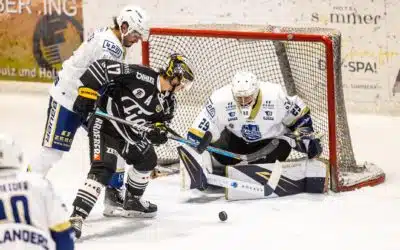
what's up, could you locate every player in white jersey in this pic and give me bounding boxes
[0,134,74,250]
[178,71,326,199]
[28,5,149,215]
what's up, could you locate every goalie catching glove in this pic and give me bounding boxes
[289,127,322,159]
[146,123,168,146]
[73,86,98,120]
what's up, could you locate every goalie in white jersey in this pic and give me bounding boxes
[179,71,327,200]
[28,5,149,214]
[0,134,74,250]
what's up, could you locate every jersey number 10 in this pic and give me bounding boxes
[0,195,31,225]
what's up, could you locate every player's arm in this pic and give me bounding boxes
[74,59,125,119]
[43,180,74,250]
[278,89,322,159]
[187,97,221,143]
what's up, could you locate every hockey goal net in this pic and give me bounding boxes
[142,24,385,192]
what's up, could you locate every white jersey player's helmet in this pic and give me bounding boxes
[0,134,23,170]
[231,71,260,118]
[117,5,149,40]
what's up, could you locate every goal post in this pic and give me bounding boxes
[141,24,385,192]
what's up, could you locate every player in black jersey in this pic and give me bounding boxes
[69,54,195,238]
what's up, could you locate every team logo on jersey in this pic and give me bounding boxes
[155,105,163,113]
[136,71,155,84]
[241,124,262,141]
[132,88,146,99]
[103,40,123,58]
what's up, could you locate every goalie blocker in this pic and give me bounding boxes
[178,144,328,200]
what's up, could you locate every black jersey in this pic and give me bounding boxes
[79,59,176,143]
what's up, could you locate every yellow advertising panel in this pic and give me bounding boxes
[0,0,83,82]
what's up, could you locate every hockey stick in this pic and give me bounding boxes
[162,124,280,162]
[205,161,282,196]
[96,110,214,154]
[169,135,279,162]
[96,110,280,162]
[95,110,153,133]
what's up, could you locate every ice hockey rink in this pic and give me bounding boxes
[1,87,399,250]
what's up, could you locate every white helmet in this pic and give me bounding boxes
[0,134,23,170]
[117,5,149,40]
[231,71,260,118]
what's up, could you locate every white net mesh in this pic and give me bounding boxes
[145,24,384,191]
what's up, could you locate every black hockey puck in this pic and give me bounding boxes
[218,211,227,222]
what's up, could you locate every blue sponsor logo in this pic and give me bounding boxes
[227,111,238,121]
[103,40,123,58]
[231,182,238,188]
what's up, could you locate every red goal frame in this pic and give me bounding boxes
[141,27,385,192]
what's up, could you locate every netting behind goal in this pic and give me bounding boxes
[142,24,385,192]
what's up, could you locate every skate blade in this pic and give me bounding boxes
[121,210,157,218]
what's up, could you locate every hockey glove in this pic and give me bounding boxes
[146,124,168,146]
[73,87,98,120]
[290,127,323,159]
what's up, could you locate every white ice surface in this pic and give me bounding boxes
[0,92,399,250]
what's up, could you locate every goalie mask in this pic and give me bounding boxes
[0,134,23,171]
[117,5,149,42]
[231,71,260,119]
[163,53,195,91]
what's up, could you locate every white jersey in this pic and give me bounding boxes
[0,171,72,250]
[188,81,310,144]
[50,27,125,111]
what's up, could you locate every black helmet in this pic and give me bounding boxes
[163,53,195,89]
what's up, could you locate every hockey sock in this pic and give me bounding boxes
[72,178,104,219]
[126,167,151,196]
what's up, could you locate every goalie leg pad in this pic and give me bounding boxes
[226,159,328,200]
[178,144,212,191]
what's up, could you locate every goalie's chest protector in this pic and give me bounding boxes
[217,84,288,142]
